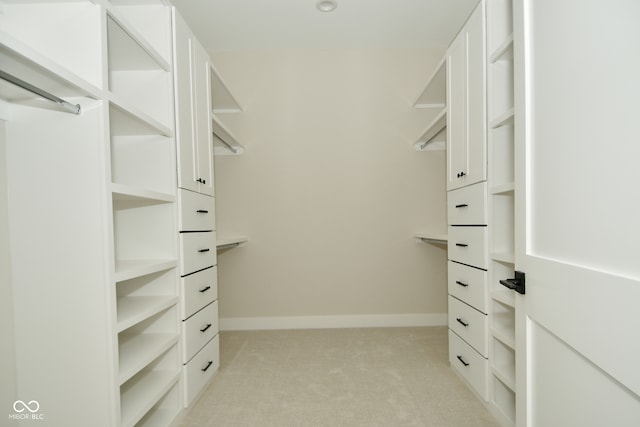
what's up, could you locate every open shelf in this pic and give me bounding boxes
[217,236,249,249]
[116,296,178,333]
[109,100,173,137]
[114,259,177,283]
[134,382,181,427]
[491,289,515,308]
[413,56,446,108]
[489,108,514,129]
[119,333,179,385]
[414,107,447,151]
[489,35,514,64]
[210,61,243,113]
[212,113,245,155]
[414,232,448,245]
[112,183,175,204]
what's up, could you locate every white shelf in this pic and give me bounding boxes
[212,113,245,155]
[414,232,448,244]
[109,97,173,137]
[490,108,514,129]
[414,107,447,151]
[121,370,180,427]
[114,259,177,283]
[119,333,179,385]
[491,251,515,264]
[112,183,175,204]
[210,61,243,113]
[489,182,515,195]
[491,289,515,308]
[413,56,446,108]
[491,365,516,392]
[0,32,102,106]
[492,327,516,350]
[217,236,249,248]
[489,34,514,64]
[106,10,170,72]
[116,295,178,332]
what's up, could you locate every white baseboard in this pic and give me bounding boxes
[219,313,447,331]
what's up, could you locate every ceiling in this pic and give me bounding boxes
[169,0,480,53]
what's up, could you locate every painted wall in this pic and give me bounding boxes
[212,49,448,328]
[0,117,18,425]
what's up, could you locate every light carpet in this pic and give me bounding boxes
[179,326,500,427]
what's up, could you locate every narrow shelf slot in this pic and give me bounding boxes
[116,296,178,333]
[489,35,514,64]
[414,107,447,151]
[114,259,177,283]
[119,333,179,385]
[109,97,173,137]
[489,183,515,195]
[491,289,515,308]
[491,375,516,425]
[134,382,181,427]
[413,55,446,108]
[120,367,180,427]
[112,183,175,204]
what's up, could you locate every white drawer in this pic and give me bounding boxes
[448,296,488,357]
[184,334,219,406]
[178,189,215,232]
[449,330,488,400]
[180,231,216,276]
[183,301,219,362]
[448,261,488,313]
[448,226,487,269]
[447,182,487,225]
[182,266,217,320]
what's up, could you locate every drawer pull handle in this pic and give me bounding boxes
[456,355,470,367]
[198,248,210,253]
[199,285,211,293]
[455,204,468,208]
[456,280,469,287]
[200,323,212,333]
[196,178,207,184]
[456,318,469,327]
[201,361,213,372]
[196,209,209,214]
[455,243,468,247]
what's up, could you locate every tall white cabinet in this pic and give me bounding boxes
[2,0,182,426]
[172,9,221,407]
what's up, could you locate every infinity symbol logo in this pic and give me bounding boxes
[13,400,40,413]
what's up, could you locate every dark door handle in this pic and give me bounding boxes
[456,318,469,327]
[201,361,213,372]
[455,280,468,287]
[196,209,209,214]
[198,248,210,253]
[455,204,468,208]
[199,285,211,293]
[200,323,212,333]
[500,271,526,295]
[455,243,468,247]
[456,355,470,367]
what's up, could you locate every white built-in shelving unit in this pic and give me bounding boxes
[210,62,245,155]
[486,0,517,425]
[2,1,182,425]
[413,56,447,151]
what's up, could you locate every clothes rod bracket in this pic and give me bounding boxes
[0,70,81,115]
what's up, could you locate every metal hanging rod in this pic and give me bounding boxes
[212,131,238,154]
[0,70,81,115]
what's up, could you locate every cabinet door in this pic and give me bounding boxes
[192,40,215,197]
[173,13,198,193]
[446,29,467,190]
[465,3,487,187]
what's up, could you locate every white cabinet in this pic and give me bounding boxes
[446,0,490,402]
[172,8,220,408]
[446,2,487,190]
[173,11,215,197]
[2,1,182,426]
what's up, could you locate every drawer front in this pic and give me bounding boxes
[182,266,218,320]
[449,330,488,400]
[448,226,487,269]
[180,231,217,276]
[183,301,219,362]
[178,189,215,232]
[448,296,488,356]
[448,261,488,313]
[184,334,220,406]
[447,182,487,225]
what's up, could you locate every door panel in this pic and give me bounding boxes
[447,29,467,190]
[192,40,214,196]
[514,0,640,425]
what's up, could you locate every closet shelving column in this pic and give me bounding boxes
[106,1,182,426]
[412,56,447,152]
[486,0,516,425]
[211,61,245,156]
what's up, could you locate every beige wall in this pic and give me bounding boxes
[0,118,18,424]
[212,49,448,326]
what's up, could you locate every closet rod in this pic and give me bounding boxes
[0,70,81,115]
[212,131,238,154]
[419,124,446,150]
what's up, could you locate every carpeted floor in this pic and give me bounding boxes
[179,326,500,427]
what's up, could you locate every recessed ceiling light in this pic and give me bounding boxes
[316,0,337,12]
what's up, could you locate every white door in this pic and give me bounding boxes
[514,1,640,426]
